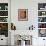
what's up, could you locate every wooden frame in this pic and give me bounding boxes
[18,9,28,21]
[38,29,46,37]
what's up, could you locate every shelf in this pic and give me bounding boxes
[38,3,46,37]
[38,28,46,29]
[38,22,46,23]
[0,22,8,23]
[38,10,46,11]
[38,15,46,17]
[0,3,8,37]
[0,16,8,17]
[0,10,8,11]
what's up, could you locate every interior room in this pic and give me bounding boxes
[0,0,46,46]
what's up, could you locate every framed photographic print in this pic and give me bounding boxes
[18,9,28,21]
[38,29,46,37]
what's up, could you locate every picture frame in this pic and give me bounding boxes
[18,9,28,21]
[38,29,46,37]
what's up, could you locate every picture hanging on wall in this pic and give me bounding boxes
[18,9,28,21]
[38,29,46,37]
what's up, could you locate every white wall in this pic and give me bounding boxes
[11,0,46,46]
[11,0,38,30]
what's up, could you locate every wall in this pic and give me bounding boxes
[11,0,46,46]
[11,0,38,30]
[11,0,38,45]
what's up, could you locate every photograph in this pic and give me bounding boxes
[18,9,28,21]
[38,29,46,37]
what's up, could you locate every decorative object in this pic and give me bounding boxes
[0,23,8,30]
[18,9,28,21]
[5,6,8,10]
[0,23,8,37]
[39,29,46,37]
[38,17,46,22]
[17,40,21,45]
[0,3,8,37]
[0,6,1,10]
[38,3,46,10]
[42,12,45,15]
[38,3,46,37]
[0,11,8,16]
[29,25,35,30]
[0,17,8,22]
[38,11,46,16]
[15,35,32,46]
[11,23,16,30]
[21,40,25,46]
[0,3,8,10]
[38,23,46,28]
[40,8,44,10]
